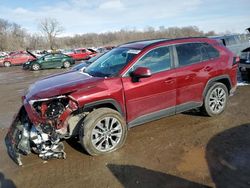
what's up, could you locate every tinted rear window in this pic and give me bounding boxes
[176,43,209,66]
[202,43,220,59]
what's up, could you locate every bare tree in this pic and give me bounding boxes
[38,18,63,50]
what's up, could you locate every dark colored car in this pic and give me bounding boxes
[96,46,115,53]
[71,53,104,71]
[238,47,250,80]
[5,37,238,165]
[2,52,36,67]
[23,53,75,71]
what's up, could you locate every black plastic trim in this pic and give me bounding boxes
[84,99,124,117]
[128,102,202,128]
[176,102,202,114]
[202,75,232,97]
[128,106,175,128]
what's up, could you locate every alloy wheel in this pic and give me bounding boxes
[64,61,70,68]
[32,64,40,71]
[208,87,226,114]
[4,62,11,67]
[91,117,122,152]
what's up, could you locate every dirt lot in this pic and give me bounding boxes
[1,66,250,188]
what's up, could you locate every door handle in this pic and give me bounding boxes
[204,66,212,71]
[185,74,195,80]
[164,78,174,84]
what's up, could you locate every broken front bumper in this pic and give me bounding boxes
[5,106,67,166]
[5,107,30,165]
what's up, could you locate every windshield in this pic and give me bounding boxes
[85,47,139,77]
[38,54,47,59]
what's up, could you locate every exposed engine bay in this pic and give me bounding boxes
[5,95,80,166]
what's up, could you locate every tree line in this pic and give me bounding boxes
[0,17,219,51]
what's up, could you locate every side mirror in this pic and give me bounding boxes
[131,67,151,82]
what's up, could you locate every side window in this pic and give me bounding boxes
[53,54,61,58]
[176,43,208,66]
[202,43,220,59]
[131,46,171,74]
[44,54,52,60]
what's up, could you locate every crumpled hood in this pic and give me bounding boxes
[25,71,103,100]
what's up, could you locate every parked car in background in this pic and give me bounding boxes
[71,53,104,71]
[2,51,36,67]
[96,46,115,53]
[23,53,75,71]
[65,48,97,61]
[6,37,238,165]
[210,34,250,56]
[0,52,7,65]
[238,47,250,80]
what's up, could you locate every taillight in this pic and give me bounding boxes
[233,56,240,65]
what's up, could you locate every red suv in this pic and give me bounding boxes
[6,38,238,165]
[2,52,36,67]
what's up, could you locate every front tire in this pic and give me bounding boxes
[202,82,228,116]
[79,108,127,156]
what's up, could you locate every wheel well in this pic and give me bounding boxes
[87,103,118,112]
[81,101,124,117]
[216,78,231,93]
[203,76,232,97]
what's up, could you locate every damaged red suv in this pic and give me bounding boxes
[5,38,238,165]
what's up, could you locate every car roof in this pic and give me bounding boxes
[120,38,168,50]
[119,37,208,50]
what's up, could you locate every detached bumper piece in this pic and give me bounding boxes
[5,107,66,166]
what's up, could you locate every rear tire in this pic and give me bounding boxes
[79,108,127,156]
[4,61,11,67]
[63,61,71,68]
[31,63,40,71]
[201,82,228,117]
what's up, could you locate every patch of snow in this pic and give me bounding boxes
[237,82,250,86]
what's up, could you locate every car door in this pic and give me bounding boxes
[75,49,87,60]
[51,54,62,67]
[42,54,54,68]
[122,46,176,125]
[174,42,218,113]
[10,54,18,64]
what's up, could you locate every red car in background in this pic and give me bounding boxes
[2,52,36,67]
[66,48,97,61]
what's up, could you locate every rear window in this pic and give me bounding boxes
[202,43,220,59]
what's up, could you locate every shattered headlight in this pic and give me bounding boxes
[29,96,69,119]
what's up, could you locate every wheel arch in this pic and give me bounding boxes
[203,75,232,97]
[83,99,125,118]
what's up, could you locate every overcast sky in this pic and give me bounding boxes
[0,0,249,36]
